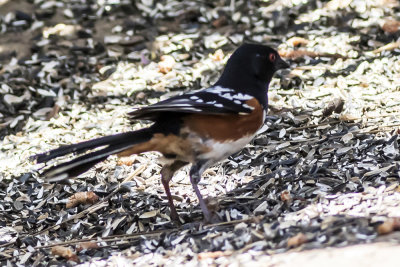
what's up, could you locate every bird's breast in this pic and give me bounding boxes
[181,97,265,162]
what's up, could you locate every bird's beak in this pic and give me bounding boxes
[275,57,290,70]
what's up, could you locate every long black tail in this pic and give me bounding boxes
[32,128,153,182]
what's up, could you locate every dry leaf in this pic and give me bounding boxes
[279,49,318,59]
[339,113,360,121]
[158,55,176,74]
[76,241,99,252]
[66,192,99,208]
[198,251,231,260]
[382,19,400,33]
[117,156,136,166]
[46,104,61,120]
[279,49,344,59]
[51,246,79,262]
[322,98,345,117]
[212,16,228,28]
[280,190,292,204]
[377,218,400,235]
[287,37,309,47]
[287,233,308,247]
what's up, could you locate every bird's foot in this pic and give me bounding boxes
[204,213,222,224]
[169,209,183,226]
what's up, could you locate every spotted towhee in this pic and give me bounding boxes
[32,43,289,223]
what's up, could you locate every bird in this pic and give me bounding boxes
[32,43,289,223]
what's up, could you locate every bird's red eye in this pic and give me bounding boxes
[269,53,276,62]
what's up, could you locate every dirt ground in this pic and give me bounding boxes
[1,0,400,266]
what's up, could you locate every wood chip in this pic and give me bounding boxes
[287,37,309,47]
[76,242,99,252]
[322,98,345,117]
[158,55,176,74]
[372,41,400,54]
[381,19,400,33]
[377,218,400,235]
[287,233,308,248]
[66,192,99,208]
[51,246,79,262]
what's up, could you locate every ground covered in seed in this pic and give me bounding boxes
[0,0,400,266]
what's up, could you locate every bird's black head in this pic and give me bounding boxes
[215,43,289,93]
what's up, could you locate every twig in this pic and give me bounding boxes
[286,121,334,132]
[122,164,147,183]
[35,228,175,249]
[34,216,263,250]
[372,41,400,54]
[263,121,399,151]
[204,215,264,229]
[32,165,147,237]
[293,65,332,71]
[0,240,17,248]
[32,192,114,236]
[306,93,333,100]
[279,49,347,60]
[364,112,400,120]
[361,123,400,134]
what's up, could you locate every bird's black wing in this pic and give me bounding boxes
[129,86,255,121]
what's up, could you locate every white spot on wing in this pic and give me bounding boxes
[172,104,193,107]
[220,93,233,100]
[172,99,190,103]
[233,93,252,100]
[242,104,255,110]
[205,86,234,94]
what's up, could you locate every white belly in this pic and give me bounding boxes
[197,110,265,163]
[199,134,255,162]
